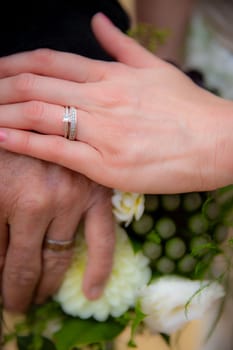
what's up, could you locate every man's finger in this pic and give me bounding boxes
[83,188,115,300]
[3,205,50,312]
[35,210,82,303]
[0,222,8,290]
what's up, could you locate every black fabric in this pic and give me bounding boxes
[0,0,130,59]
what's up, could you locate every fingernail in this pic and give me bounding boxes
[88,285,104,299]
[0,130,6,142]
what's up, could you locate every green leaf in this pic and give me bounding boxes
[193,258,212,279]
[54,317,125,350]
[128,303,146,348]
[128,236,143,253]
[160,333,170,345]
[228,238,233,247]
[191,242,222,257]
[17,335,56,350]
[147,230,161,244]
[127,22,170,53]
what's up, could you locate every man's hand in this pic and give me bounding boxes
[0,149,114,312]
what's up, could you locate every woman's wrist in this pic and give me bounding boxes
[201,94,233,190]
[215,98,233,188]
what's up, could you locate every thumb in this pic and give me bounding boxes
[82,188,115,300]
[91,12,163,68]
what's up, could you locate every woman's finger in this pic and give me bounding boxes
[0,102,102,146]
[0,49,109,82]
[0,102,65,135]
[0,74,100,107]
[83,188,115,300]
[0,128,104,184]
[92,12,163,68]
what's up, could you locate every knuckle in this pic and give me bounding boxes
[91,184,112,203]
[7,264,38,287]
[100,187,112,201]
[13,73,36,95]
[6,243,40,286]
[43,250,72,271]
[98,87,122,107]
[30,48,56,67]
[22,101,46,124]
[17,194,50,213]
[97,233,115,252]
[17,132,35,158]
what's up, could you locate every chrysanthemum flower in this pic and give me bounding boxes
[112,190,145,226]
[54,225,151,321]
[138,276,225,335]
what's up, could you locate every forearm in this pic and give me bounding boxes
[135,0,196,64]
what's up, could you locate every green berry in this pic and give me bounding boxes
[183,193,202,212]
[214,187,233,206]
[213,224,228,243]
[143,241,162,260]
[205,201,220,220]
[188,213,209,234]
[155,217,176,239]
[177,255,197,273]
[144,195,159,212]
[165,237,186,260]
[156,256,176,274]
[190,235,210,257]
[161,194,180,211]
[132,213,154,235]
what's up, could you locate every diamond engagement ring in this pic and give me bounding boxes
[63,106,77,141]
[44,238,75,252]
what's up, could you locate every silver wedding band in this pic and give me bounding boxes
[63,106,77,141]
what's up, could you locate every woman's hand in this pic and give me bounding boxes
[0,13,232,193]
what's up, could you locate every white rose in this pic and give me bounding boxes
[112,190,145,226]
[138,276,225,335]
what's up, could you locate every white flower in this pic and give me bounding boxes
[112,190,145,226]
[54,224,151,322]
[43,319,62,339]
[138,276,225,335]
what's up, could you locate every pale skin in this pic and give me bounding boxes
[0,0,195,312]
[0,13,233,195]
[1,0,232,312]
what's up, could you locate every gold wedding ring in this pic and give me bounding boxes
[44,238,75,252]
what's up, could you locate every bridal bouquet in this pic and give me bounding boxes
[2,185,233,350]
[2,23,233,350]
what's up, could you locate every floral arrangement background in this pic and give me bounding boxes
[2,24,233,350]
